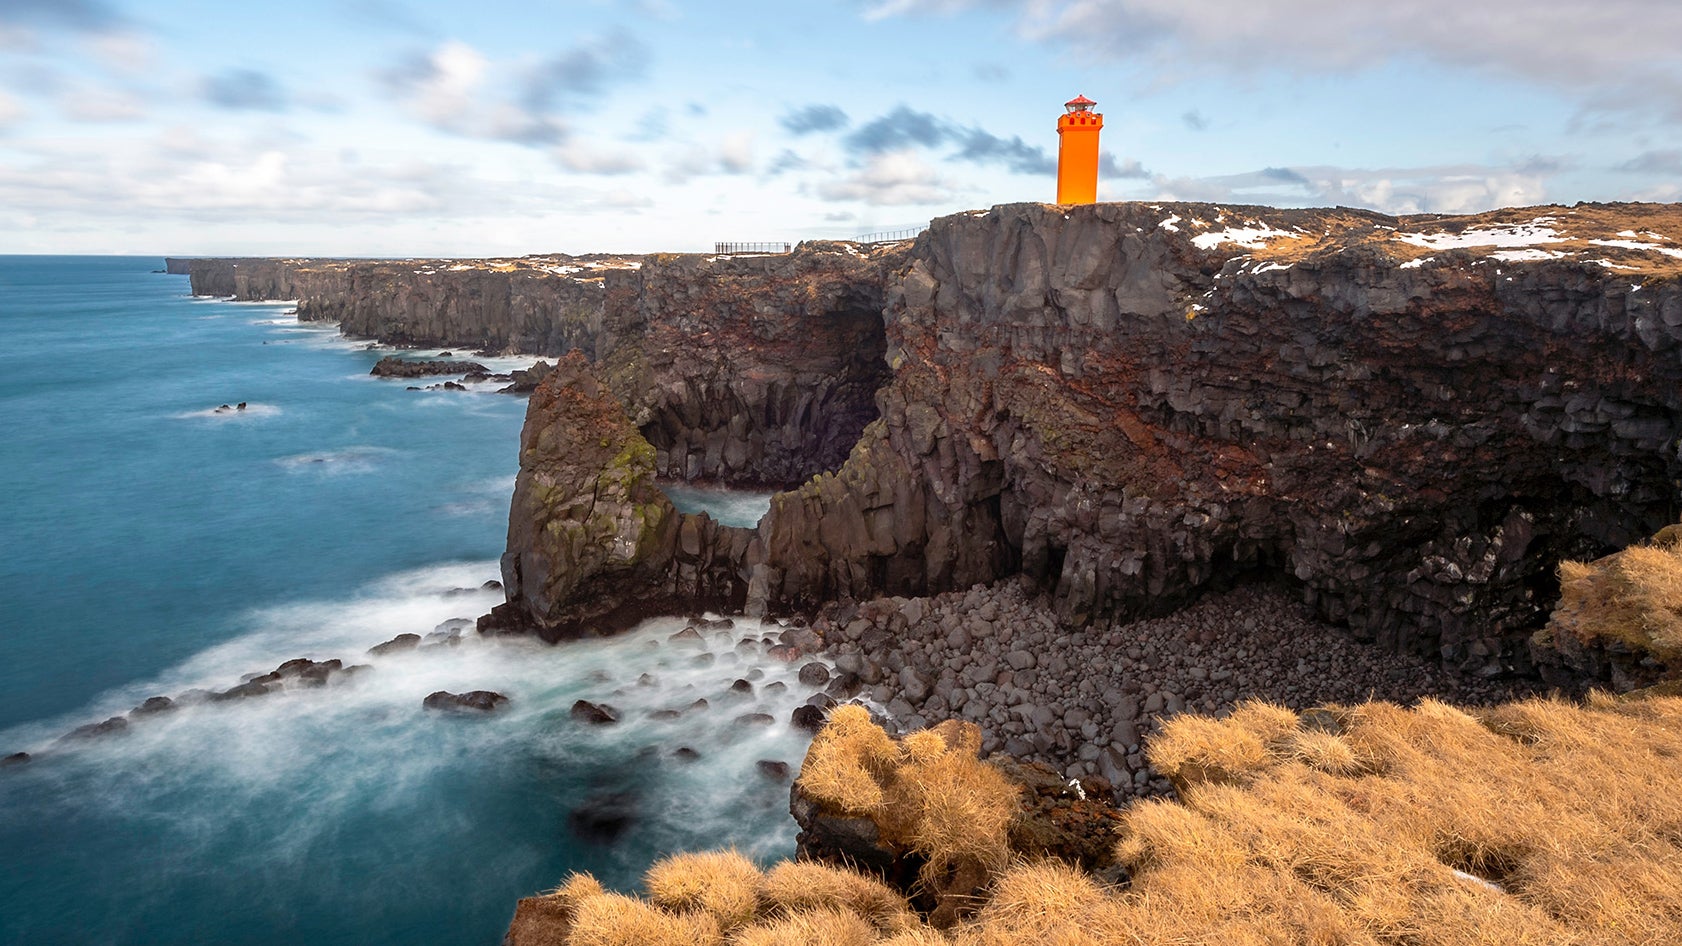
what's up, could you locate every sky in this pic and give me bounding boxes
[1,0,1680,256]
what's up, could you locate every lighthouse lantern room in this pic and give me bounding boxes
[1056,94,1103,205]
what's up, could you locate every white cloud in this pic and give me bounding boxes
[815,149,955,205]
[719,131,754,174]
[0,90,25,128]
[879,1,1682,118]
[552,141,645,175]
[59,83,145,121]
[1142,161,1555,215]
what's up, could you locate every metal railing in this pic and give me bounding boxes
[855,225,928,244]
[713,242,792,254]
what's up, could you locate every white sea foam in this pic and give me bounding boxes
[662,483,776,528]
[174,403,282,420]
[274,446,396,474]
[1,560,834,880]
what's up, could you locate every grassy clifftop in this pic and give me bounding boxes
[507,692,1682,945]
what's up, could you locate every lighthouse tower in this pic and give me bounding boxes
[1056,94,1102,205]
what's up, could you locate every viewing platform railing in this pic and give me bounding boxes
[713,242,792,254]
[855,226,928,244]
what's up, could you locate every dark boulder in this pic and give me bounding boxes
[791,704,827,733]
[423,690,510,713]
[672,747,701,762]
[61,716,129,741]
[570,700,619,725]
[756,759,791,782]
[129,696,175,717]
[734,712,775,727]
[498,360,554,394]
[370,356,489,378]
[368,633,422,656]
[213,681,273,701]
[798,662,831,687]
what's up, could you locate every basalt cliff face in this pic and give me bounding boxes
[598,242,900,487]
[175,244,902,488]
[175,255,628,357]
[486,351,756,641]
[493,201,1682,677]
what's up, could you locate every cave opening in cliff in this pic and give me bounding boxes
[638,302,891,491]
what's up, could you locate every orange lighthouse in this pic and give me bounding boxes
[1056,94,1102,205]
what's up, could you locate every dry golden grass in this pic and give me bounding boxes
[519,693,1682,946]
[1547,530,1682,663]
[761,860,919,934]
[567,890,723,946]
[729,906,881,946]
[644,849,763,931]
[795,705,1020,901]
[1113,694,1682,945]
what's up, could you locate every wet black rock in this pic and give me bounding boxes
[734,712,775,727]
[368,633,422,656]
[791,704,827,733]
[129,696,175,717]
[423,690,510,713]
[672,747,701,762]
[570,700,620,725]
[756,759,791,782]
[370,356,490,378]
[62,717,129,741]
[1,752,29,767]
[213,681,273,701]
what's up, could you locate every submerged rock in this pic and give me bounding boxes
[1,752,29,767]
[567,791,638,844]
[61,717,129,741]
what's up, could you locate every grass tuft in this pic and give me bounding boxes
[762,860,919,933]
[643,848,763,931]
[729,906,880,946]
[567,891,723,946]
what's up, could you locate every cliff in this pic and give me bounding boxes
[493,201,1682,678]
[597,242,904,486]
[175,255,634,356]
[485,351,755,642]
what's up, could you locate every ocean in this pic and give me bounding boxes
[0,256,806,945]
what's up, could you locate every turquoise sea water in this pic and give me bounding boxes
[0,257,813,945]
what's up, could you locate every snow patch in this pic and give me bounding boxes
[1587,239,1682,259]
[1159,214,1181,232]
[1396,223,1563,250]
[1251,260,1293,274]
[1191,223,1298,251]
[1490,248,1564,262]
[1399,257,1433,270]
